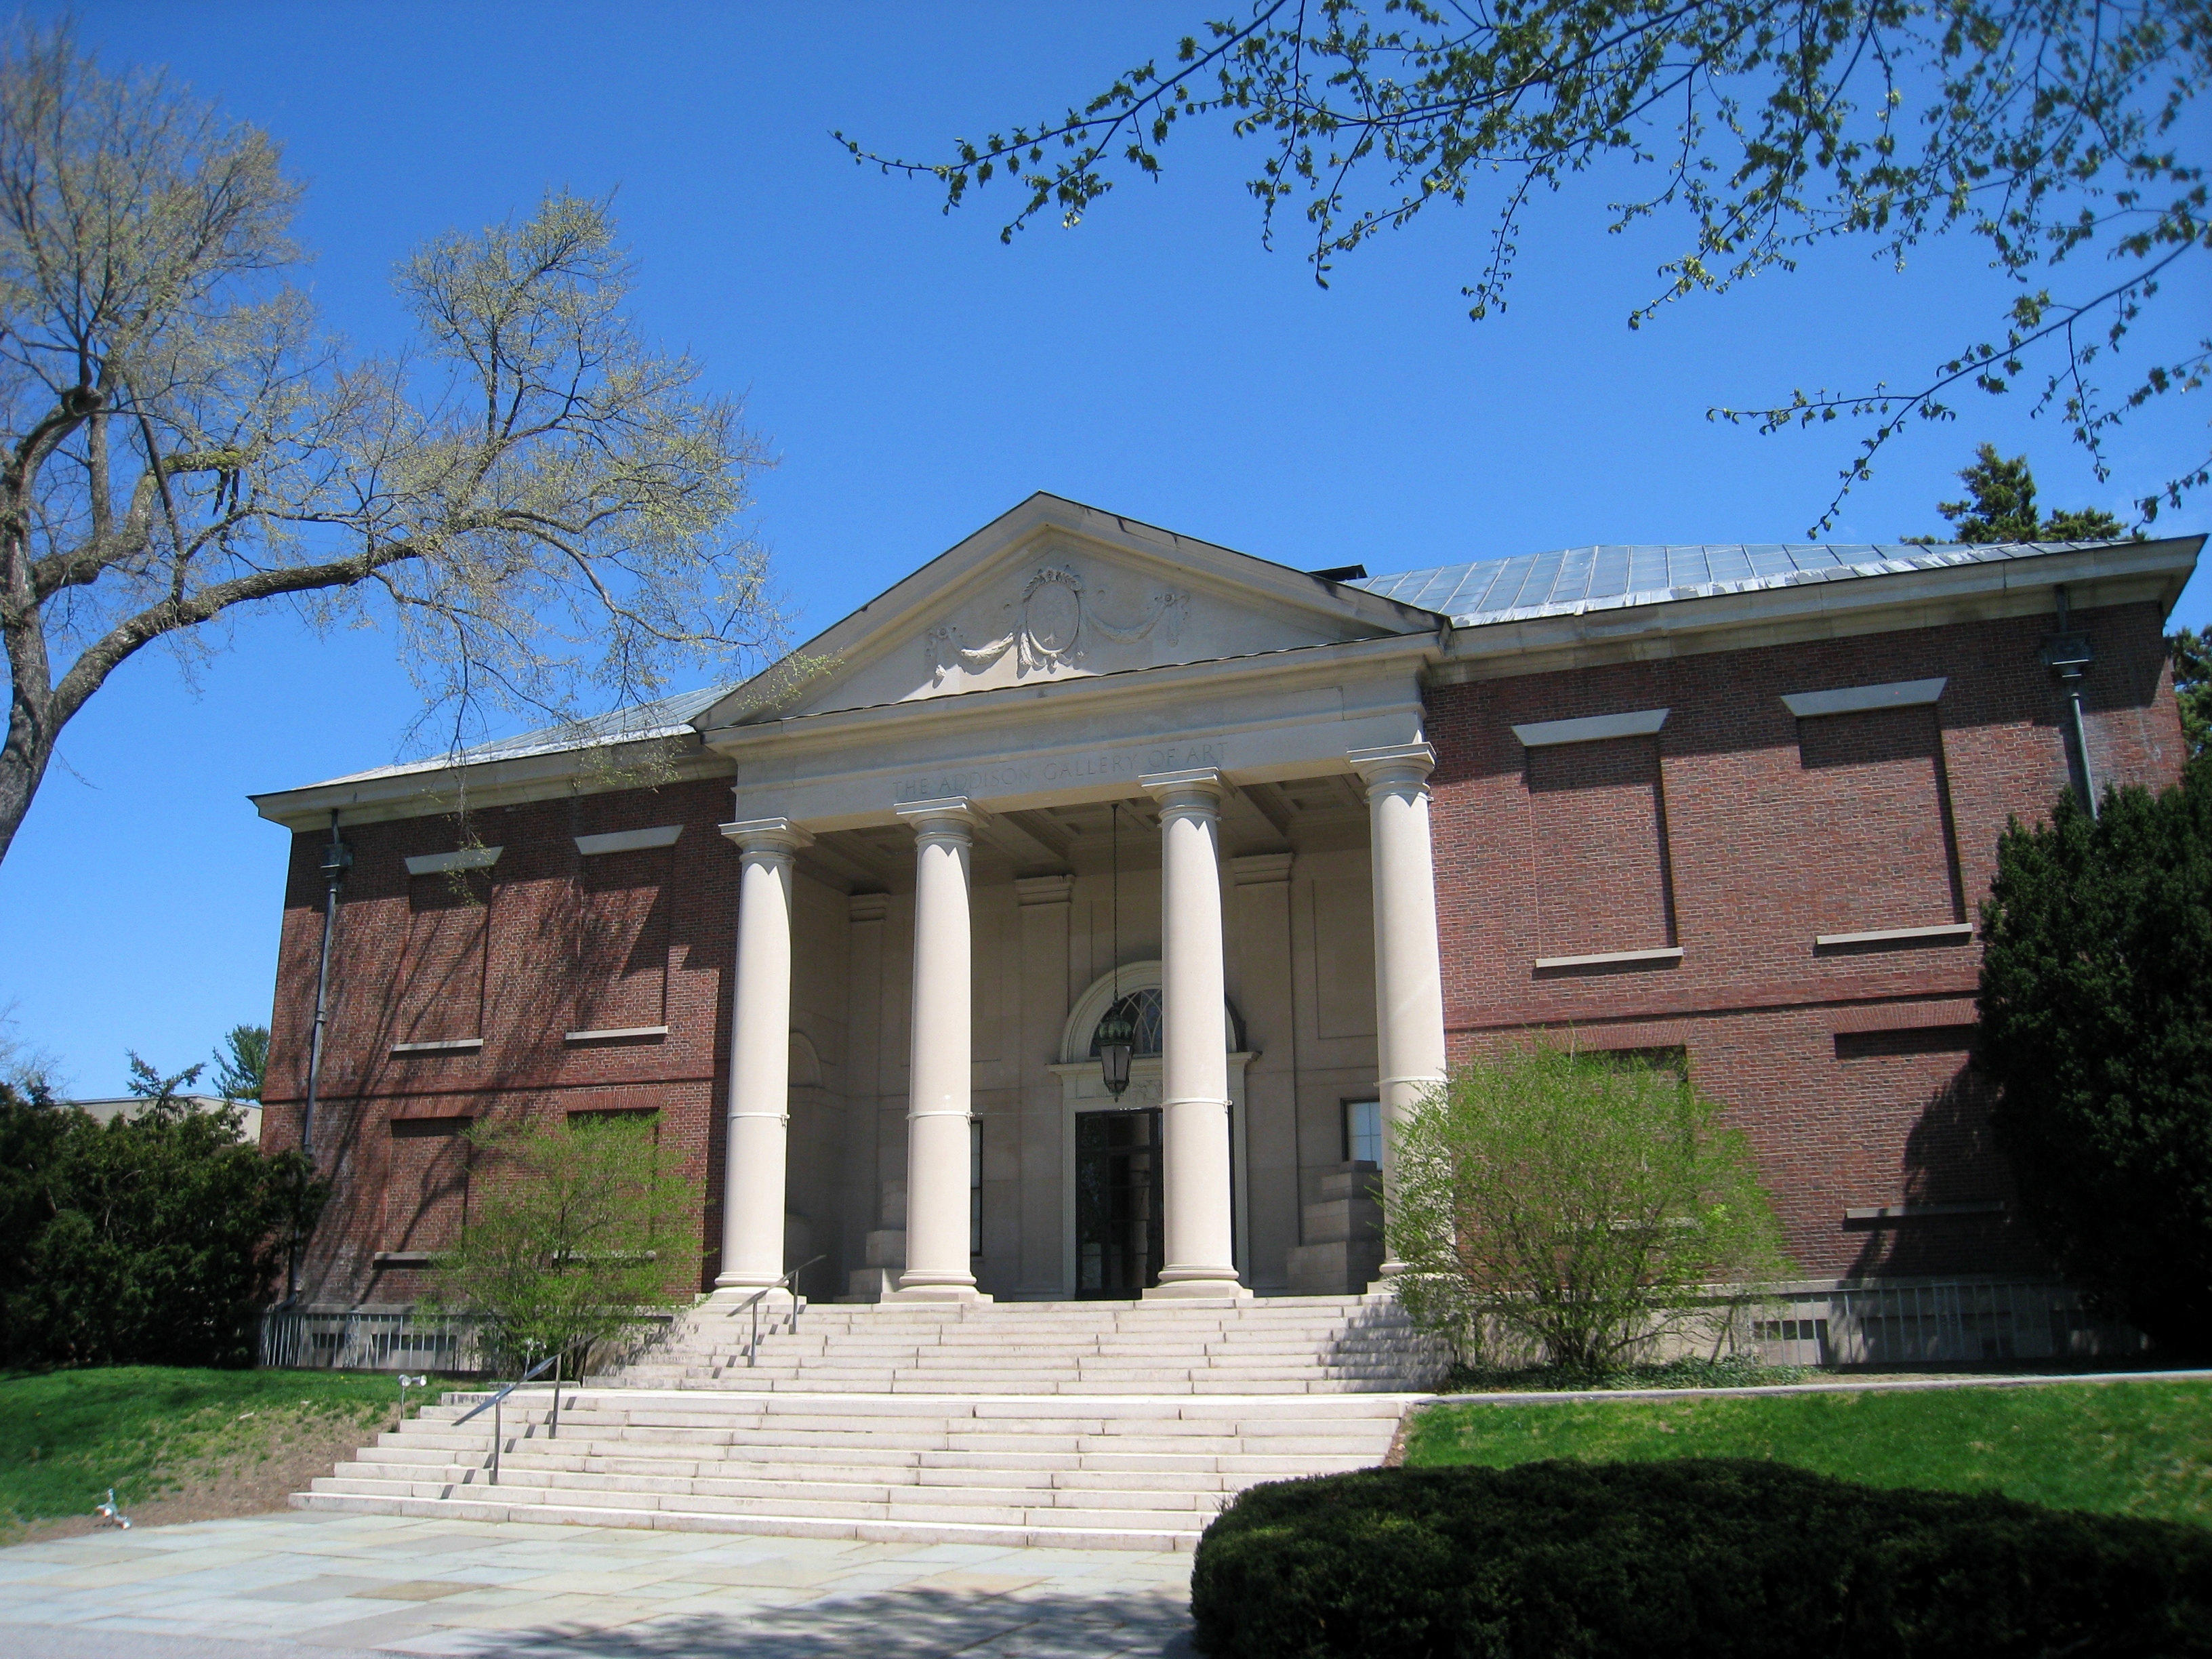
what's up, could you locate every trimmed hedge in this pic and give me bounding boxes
[1190,1459,2212,1658]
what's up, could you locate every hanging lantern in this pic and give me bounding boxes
[1097,1000,1134,1098]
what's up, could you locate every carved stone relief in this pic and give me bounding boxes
[925,565,1189,689]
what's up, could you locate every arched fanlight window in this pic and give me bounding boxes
[1088,988,1164,1061]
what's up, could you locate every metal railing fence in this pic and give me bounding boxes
[259,1309,487,1372]
[1748,1279,2149,1368]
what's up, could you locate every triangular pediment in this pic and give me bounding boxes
[698,494,1439,729]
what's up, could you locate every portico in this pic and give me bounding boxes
[698,495,1451,1304]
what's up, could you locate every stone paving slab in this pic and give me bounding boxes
[1,1508,1196,1657]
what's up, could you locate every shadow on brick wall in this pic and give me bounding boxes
[1842,1029,2044,1280]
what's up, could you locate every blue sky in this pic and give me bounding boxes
[5,2,2208,1095]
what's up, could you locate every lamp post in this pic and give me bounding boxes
[1099,802,1132,1097]
[2041,586,2100,819]
[300,812,352,1163]
[288,811,351,1305]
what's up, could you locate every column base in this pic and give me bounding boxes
[887,1280,993,1303]
[839,1267,899,1303]
[704,1283,797,1308]
[1143,1275,1252,1301]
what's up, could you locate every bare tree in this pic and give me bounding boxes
[0,24,775,864]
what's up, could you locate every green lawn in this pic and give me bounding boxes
[0,1368,433,1530]
[1404,1378,2212,1526]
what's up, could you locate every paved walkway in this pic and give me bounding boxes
[0,1510,1195,1657]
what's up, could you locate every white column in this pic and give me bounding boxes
[715,817,812,1296]
[892,798,989,1301]
[1349,745,1449,1279]
[1139,769,1248,1300]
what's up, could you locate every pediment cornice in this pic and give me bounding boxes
[697,493,1443,729]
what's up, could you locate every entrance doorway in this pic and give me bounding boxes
[1075,1109,1162,1297]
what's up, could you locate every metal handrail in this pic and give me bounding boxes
[453,1351,558,1486]
[727,1255,826,1367]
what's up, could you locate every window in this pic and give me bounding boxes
[1792,701,1965,938]
[1343,1099,1382,1167]
[572,846,672,1033]
[1521,728,1677,963]
[1089,987,1164,1057]
[970,1118,983,1258]
[392,870,491,1044]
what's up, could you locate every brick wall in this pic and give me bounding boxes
[262,595,2188,1306]
[262,779,738,1307]
[1422,597,2188,1279]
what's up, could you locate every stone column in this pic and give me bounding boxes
[1015,874,1075,1295]
[842,890,899,1302]
[1140,769,1248,1300]
[892,798,989,1301]
[1230,852,1298,1290]
[715,817,811,1296]
[1349,745,1449,1277]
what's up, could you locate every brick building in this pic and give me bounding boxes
[252,495,2200,1354]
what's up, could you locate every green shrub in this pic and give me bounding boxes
[1388,1043,1789,1375]
[1191,1460,2212,1658]
[428,1111,699,1374]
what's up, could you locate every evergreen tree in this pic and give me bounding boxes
[2170,628,2211,760]
[1977,763,2212,1357]
[0,1084,327,1367]
[1924,445,2133,544]
[211,1025,269,1104]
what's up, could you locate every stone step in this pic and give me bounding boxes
[346,1446,1379,1490]
[424,1395,1412,1428]
[290,1490,1202,1552]
[321,1462,1245,1511]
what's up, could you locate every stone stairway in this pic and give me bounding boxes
[293,1294,1447,1551]
[617,1291,1446,1395]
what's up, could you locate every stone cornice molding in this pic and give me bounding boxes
[403,846,502,876]
[700,628,1438,755]
[1782,677,1946,718]
[1511,710,1670,748]
[575,824,684,857]
[253,737,728,833]
[1230,851,1294,886]
[1015,874,1076,906]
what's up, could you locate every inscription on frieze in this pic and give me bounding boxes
[894,739,1227,804]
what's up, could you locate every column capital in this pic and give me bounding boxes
[896,796,985,844]
[1139,767,1227,813]
[1348,743,1437,793]
[721,817,813,856]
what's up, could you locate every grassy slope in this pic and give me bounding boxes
[1403,1379,2212,1526]
[0,1368,429,1528]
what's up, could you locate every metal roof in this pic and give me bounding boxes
[279,537,2146,793]
[1352,539,2127,627]
[304,682,735,788]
